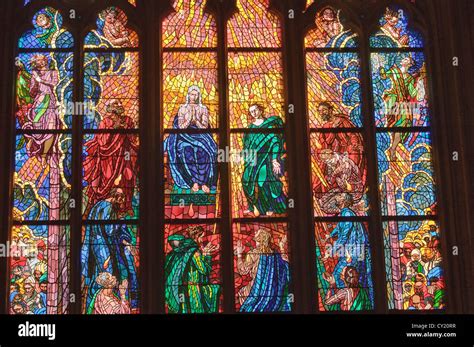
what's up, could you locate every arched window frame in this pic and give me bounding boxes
[3,0,143,315]
[300,0,449,313]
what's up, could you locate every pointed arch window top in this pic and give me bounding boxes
[227,0,281,48]
[370,6,423,49]
[162,0,217,48]
[19,7,74,49]
[305,7,358,48]
[85,7,139,48]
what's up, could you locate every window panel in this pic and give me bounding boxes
[305,7,358,48]
[14,134,72,222]
[81,224,140,314]
[16,52,74,130]
[162,0,217,48]
[18,7,74,49]
[310,132,368,217]
[230,132,287,218]
[9,225,70,314]
[383,220,444,310]
[370,7,423,49]
[82,134,139,220]
[84,7,138,48]
[163,52,219,130]
[227,0,281,48]
[376,132,436,217]
[164,133,220,219]
[228,52,284,129]
[84,51,139,130]
[371,52,429,128]
[315,222,374,311]
[164,224,222,313]
[306,52,362,128]
[233,222,292,312]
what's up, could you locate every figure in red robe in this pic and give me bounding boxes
[83,100,138,217]
[313,102,365,213]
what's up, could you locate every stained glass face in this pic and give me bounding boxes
[164,133,219,219]
[315,222,374,311]
[305,7,358,48]
[163,0,217,48]
[384,220,444,310]
[376,132,436,217]
[14,134,72,221]
[85,7,138,48]
[310,132,368,217]
[231,132,287,218]
[228,52,284,129]
[227,0,281,48]
[19,7,73,49]
[9,225,70,314]
[16,52,74,130]
[84,52,139,129]
[306,52,362,128]
[82,134,139,220]
[81,224,139,314]
[370,6,423,48]
[163,52,219,130]
[371,52,429,128]
[164,224,222,313]
[233,223,292,312]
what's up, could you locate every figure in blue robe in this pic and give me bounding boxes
[81,191,138,313]
[327,197,373,305]
[164,86,218,194]
[236,230,291,312]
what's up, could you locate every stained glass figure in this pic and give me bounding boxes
[81,224,139,314]
[233,223,292,312]
[164,224,222,313]
[85,7,138,48]
[316,221,374,311]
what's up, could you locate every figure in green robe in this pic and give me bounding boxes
[165,226,220,313]
[242,104,286,217]
[379,55,422,159]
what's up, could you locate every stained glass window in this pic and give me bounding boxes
[228,0,292,312]
[162,0,222,313]
[81,7,140,314]
[10,7,74,315]
[371,7,443,310]
[306,7,374,311]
